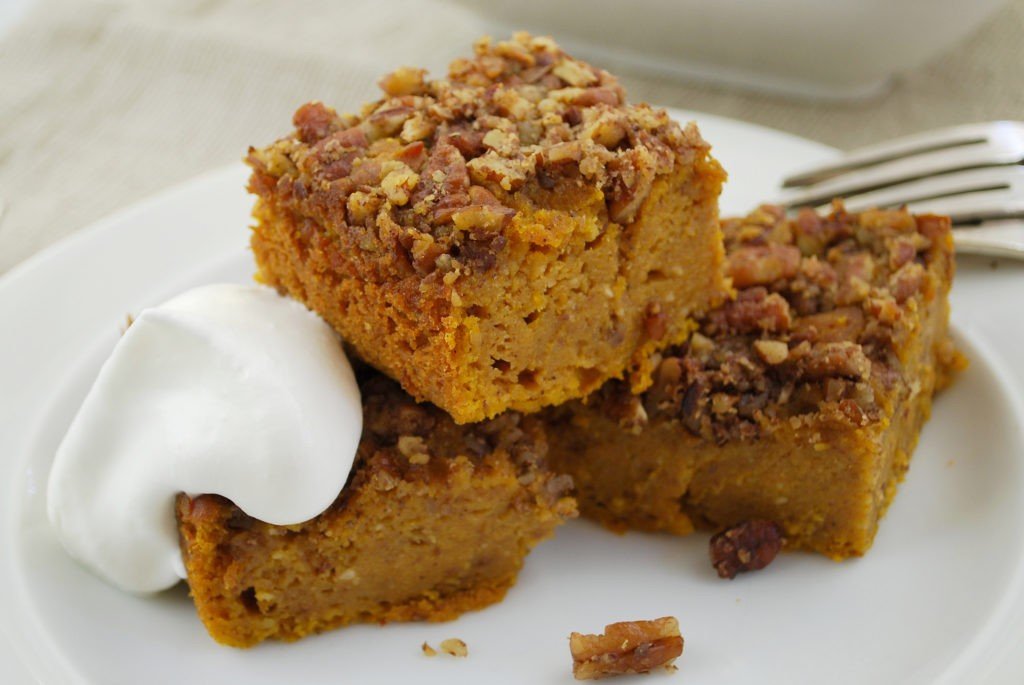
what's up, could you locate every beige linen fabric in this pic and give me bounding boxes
[0,0,1021,274]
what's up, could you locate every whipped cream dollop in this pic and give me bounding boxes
[47,283,362,594]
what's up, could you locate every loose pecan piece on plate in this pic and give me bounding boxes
[569,616,683,680]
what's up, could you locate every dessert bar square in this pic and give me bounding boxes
[177,369,575,647]
[547,204,962,559]
[247,33,726,424]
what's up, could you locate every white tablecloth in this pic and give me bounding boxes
[1,0,1022,274]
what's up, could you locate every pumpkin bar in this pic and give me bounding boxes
[247,33,726,424]
[547,204,963,559]
[176,368,576,647]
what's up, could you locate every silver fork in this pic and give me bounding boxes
[778,121,1024,259]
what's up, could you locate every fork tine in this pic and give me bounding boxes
[783,121,1024,188]
[953,219,1024,259]
[782,149,1024,209]
[838,166,1024,223]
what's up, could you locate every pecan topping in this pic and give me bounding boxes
[727,244,801,287]
[753,339,788,365]
[709,520,784,579]
[569,617,683,680]
[378,67,427,97]
[889,262,926,303]
[439,638,468,657]
[396,435,429,464]
[248,32,709,273]
[790,306,865,344]
[552,58,598,87]
[444,128,487,159]
[380,162,420,206]
[799,341,871,381]
[706,287,792,335]
[592,203,951,442]
[293,101,337,144]
[450,204,515,236]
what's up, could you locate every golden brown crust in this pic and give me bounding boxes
[547,205,960,558]
[176,369,576,647]
[247,33,726,423]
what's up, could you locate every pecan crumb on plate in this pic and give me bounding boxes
[439,638,469,657]
[569,616,683,680]
[709,519,784,579]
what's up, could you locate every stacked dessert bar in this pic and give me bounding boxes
[547,204,961,558]
[180,33,727,647]
[176,34,960,647]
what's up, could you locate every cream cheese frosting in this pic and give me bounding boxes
[47,283,362,593]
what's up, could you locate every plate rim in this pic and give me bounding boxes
[3,110,1023,684]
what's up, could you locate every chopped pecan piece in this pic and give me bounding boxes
[400,113,435,143]
[888,235,920,269]
[320,125,368,152]
[542,140,583,165]
[293,101,337,144]
[835,251,875,304]
[791,307,865,344]
[727,244,801,288]
[584,111,628,148]
[439,638,468,657]
[569,617,683,680]
[467,152,529,191]
[364,106,415,141]
[450,204,515,236]
[709,520,784,579]
[552,58,598,87]
[607,148,656,224]
[915,214,952,242]
[444,128,487,159]
[799,341,871,381]
[396,435,430,464]
[378,66,427,97]
[380,163,420,206]
[705,287,791,335]
[458,235,506,272]
[570,87,622,107]
[753,339,788,365]
[889,262,926,303]
[345,190,382,226]
[793,207,826,254]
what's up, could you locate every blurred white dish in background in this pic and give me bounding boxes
[450,0,1009,100]
[0,0,35,38]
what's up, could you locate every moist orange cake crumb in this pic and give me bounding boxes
[547,204,963,559]
[246,32,726,424]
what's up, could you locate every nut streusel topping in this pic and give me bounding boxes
[592,203,955,443]
[247,33,711,277]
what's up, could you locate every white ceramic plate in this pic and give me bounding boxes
[2,111,1023,684]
